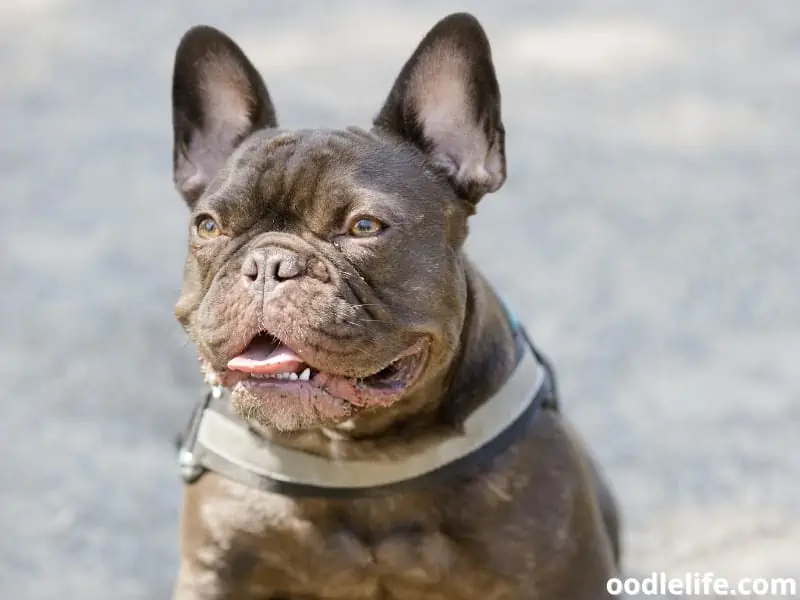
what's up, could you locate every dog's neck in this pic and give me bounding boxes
[249,258,519,460]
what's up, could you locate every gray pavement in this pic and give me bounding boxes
[1,1,798,598]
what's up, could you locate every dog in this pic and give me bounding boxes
[168,12,621,599]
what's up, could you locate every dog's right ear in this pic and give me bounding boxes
[171,26,277,206]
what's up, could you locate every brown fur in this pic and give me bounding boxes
[169,13,621,599]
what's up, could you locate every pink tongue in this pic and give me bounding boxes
[227,341,305,374]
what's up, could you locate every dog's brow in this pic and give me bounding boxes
[349,188,405,221]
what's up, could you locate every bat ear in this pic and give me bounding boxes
[171,25,278,205]
[374,13,505,205]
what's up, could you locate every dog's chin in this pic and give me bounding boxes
[202,334,430,431]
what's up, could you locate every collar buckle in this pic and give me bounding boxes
[176,385,221,484]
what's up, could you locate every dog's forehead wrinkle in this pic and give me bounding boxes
[194,130,293,221]
[216,127,429,226]
[215,128,371,223]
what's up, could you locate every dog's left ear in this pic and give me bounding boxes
[374,13,505,207]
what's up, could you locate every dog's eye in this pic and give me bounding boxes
[196,216,221,239]
[347,217,385,237]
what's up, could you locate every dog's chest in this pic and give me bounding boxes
[203,484,515,599]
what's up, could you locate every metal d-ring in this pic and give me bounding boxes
[177,386,221,484]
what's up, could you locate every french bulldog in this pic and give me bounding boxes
[169,12,621,600]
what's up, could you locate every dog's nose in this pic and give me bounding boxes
[241,247,304,292]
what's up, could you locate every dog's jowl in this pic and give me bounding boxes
[168,12,621,600]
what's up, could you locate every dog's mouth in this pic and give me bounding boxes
[214,332,429,423]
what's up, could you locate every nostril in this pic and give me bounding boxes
[241,256,259,282]
[274,255,303,282]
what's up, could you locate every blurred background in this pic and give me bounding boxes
[1,1,798,598]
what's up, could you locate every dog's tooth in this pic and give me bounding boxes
[299,368,311,381]
[289,372,298,381]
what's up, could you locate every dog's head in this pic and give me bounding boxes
[170,13,506,431]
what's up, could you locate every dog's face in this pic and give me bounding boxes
[171,13,506,431]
